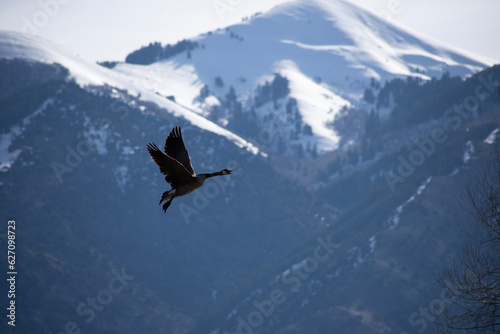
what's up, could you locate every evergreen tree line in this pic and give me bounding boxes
[200,73,317,157]
[125,40,199,65]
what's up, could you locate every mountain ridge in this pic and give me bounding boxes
[0,31,261,157]
[0,0,494,156]
[116,0,494,154]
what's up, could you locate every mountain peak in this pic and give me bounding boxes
[125,0,489,153]
[2,0,494,156]
[254,0,491,79]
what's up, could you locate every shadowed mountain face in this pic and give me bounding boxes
[0,58,334,333]
[2,57,500,334]
[0,2,499,332]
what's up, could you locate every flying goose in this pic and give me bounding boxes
[147,126,233,212]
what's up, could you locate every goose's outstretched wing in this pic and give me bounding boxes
[164,127,195,176]
[147,142,193,188]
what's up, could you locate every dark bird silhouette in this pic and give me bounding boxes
[147,126,233,212]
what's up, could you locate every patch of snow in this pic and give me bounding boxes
[448,167,460,176]
[369,235,377,253]
[114,165,129,192]
[0,132,22,172]
[275,59,351,152]
[385,204,403,230]
[204,95,221,108]
[280,256,317,286]
[83,125,108,155]
[0,98,55,172]
[408,176,432,202]
[113,61,205,114]
[484,128,499,144]
[463,140,474,163]
[385,177,432,229]
[348,246,365,268]
[226,308,237,320]
[121,145,134,155]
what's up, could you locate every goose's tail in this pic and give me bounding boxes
[159,189,176,204]
[159,189,176,213]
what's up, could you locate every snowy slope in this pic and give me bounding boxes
[0,31,260,155]
[112,0,494,153]
[1,0,495,155]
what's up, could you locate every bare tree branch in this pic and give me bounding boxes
[434,144,500,333]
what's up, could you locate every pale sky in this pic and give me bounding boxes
[0,0,498,63]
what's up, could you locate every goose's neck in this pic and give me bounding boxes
[202,170,225,179]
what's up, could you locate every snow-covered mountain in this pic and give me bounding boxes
[1,0,494,157]
[0,31,260,157]
[112,0,494,153]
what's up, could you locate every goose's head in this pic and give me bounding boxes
[221,169,233,175]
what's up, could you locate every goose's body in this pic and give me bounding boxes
[147,127,232,212]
